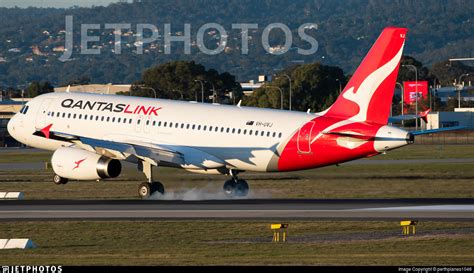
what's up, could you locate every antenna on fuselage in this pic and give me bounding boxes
[237,100,242,108]
[307,109,311,114]
[66,85,71,93]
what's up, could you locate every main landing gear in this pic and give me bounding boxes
[223,170,249,197]
[137,161,164,199]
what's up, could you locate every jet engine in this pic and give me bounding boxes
[51,147,122,180]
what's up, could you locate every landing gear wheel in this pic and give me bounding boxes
[223,179,249,197]
[138,182,165,199]
[150,181,165,195]
[223,179,236,196]
[53,174,68,185]
[234,179,249,197]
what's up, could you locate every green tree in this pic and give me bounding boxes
[429,60,474,86]
[139,61,242,103]
[26,81,54,98]
[245,62,346,112]
[397,56,430,83]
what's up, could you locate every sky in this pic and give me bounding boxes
[0,0,128,8]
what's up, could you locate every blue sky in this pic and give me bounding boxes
[0,0,128,8]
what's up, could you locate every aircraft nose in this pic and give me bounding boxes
[7,116,15,136]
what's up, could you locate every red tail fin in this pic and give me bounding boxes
[419,108,430,123]
[324,27,407,125]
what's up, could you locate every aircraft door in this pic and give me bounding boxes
[35,98,54,129]
[297,121,314,154]
[144,116,152,134]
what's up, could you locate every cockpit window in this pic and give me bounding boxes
[19,105,29,114]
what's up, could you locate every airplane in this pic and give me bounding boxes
[388,108,431,124]
[7,27,463,199]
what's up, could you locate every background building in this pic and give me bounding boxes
[426,108,474,130]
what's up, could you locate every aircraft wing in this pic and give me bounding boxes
[36,128,185,166]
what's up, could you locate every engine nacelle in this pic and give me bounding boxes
[51,147,122,180]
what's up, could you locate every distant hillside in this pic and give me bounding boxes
[0,0,472,87]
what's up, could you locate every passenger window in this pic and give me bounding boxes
[129,119,132,124]
[203,125,207,131]
[192,125,195,130]
[152,121,156,126]
[68,113,71,118]
[101,116,104,121]
[79,114,82,119]
[278,132,282,138]
[107,117,110,122]
[90,115,94,121]
[146,120,149,125]
[261,131,264,136]
[112,117,116,122]
[84,114,88,119]
[198,125,201,130]
[137,119,141,125]
[169,122,173,127]
[215,127,218,132]
[237,129,241,134]
[175,123,179,128]
[181,123,184,129]
[220,127,224,132]
[186,124,190,129]
[209,126,213,131]
[226,128,230,133]
[57,112,60,117]
[73,114,77,119]
[118,118,122,123]
[272,132,276,137]
[243,129,247,135]
[24,106,29,114]
[158,121,162,126]
[232,128,235,134]
[249,130,253,135]
[164,122,167,127]
[62,113,66,118]
[267,132,270,137]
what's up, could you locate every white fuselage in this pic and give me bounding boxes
[8,92,315,172]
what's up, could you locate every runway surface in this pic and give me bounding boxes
[0,198,472,220]
[2,158,474,170]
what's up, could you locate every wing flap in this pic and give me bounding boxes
[42,130,185,166]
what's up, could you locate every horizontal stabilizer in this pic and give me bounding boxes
[410,126,466,136]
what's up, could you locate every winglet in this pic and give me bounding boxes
[40,124,53,139]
